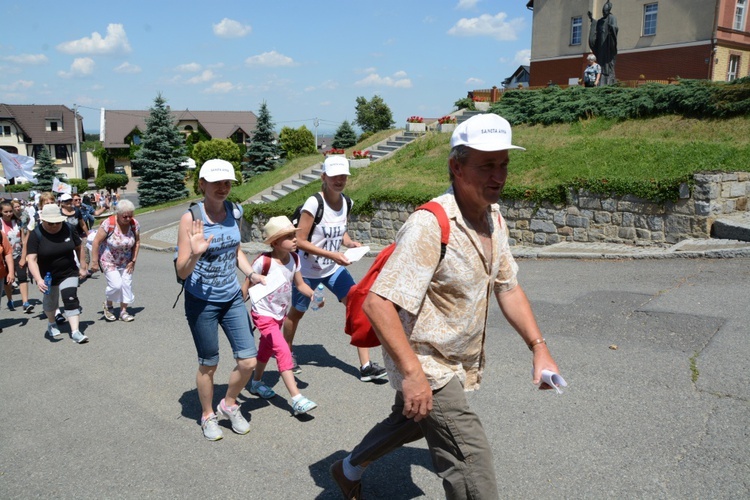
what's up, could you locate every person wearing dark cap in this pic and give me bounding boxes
[330,114,563,499]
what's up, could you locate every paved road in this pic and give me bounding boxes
[1,253,748,498]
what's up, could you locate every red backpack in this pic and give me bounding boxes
[344,201,450,348]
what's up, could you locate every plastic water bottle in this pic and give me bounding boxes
[310,284,325,311]
[43,272,52,295]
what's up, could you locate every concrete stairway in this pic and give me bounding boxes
[246,164,323,205]
[243,109,476,205]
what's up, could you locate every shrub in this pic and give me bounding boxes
[68,178,90,194]
[406,116,424,123]
[95,174,128,192]
[6,183,33,193]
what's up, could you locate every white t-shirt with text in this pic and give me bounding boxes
[298,193,350,279]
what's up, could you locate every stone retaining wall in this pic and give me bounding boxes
[244,172,749,247]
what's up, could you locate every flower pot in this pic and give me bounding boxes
[349,158,371,169]
[474,102,490,111]
[405,122,425,132]
[438,123,456,133]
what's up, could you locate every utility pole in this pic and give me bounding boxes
[314,117,320,151]
[73,104,83,179]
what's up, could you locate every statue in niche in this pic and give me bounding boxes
[588,1,618,85]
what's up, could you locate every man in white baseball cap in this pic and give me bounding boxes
[331,114,562,498]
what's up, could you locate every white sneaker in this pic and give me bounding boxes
[201,414,223,441]
[216,399,250,435]
[71,330,89,344]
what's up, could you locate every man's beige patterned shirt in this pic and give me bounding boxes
[371,188,519,392]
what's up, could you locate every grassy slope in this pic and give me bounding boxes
[246,115,750,218]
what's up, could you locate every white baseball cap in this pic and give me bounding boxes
[323,156,351,177]
[199,159,237,182]
[450,113,525,152]
[59,193,73,202]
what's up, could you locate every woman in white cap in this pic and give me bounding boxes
[175,159,263,441]
[26,204,89,343]
[283,155,388,382]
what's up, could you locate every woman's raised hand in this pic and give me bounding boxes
[189,219,213,256]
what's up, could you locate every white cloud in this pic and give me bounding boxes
[56,24,131,55]
[213,18,252,38]
[514,49,531,65]
[57,58,95,78]
[0,80,34,91]
[187,70,217,84]
[245,51,296,67]
[355,72,412,88]
[176,62,202,72]
[447,12,525,41]
[114,62,141,74]
[393,70,407,79]
[319,101,332,106]
[0,53,48,65]
[423,15,437,23]
[204,82,237,94]
[456,0,479,9]
[465,77,485,85]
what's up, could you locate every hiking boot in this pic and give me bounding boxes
[292,396,318,416]
[7,300,15,311]
[291,353,302,374]
[216,399,250,435]
[249,381,276,399]
[71,330,89,344]
[23,302,34,314]
[360,362,388,382]
[201,414,223,441]
[330,459,362,500]
[46,323,62,338]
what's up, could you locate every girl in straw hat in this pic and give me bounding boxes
[242,216,320,415]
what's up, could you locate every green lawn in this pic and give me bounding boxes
[246,115,750,218]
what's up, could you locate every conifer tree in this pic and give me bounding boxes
[33,147,59,192]
[242,101,281,179]
[133,94,187,206]
[332,120,357,149]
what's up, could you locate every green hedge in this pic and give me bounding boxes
[493,77,750,125]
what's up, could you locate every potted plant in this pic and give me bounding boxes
[405,116,425,133]
[472,96,490,111]
[349,150,372,168]
[324,148,346,157]
[437,115,457,133]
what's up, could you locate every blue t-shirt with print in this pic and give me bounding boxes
[185,201,242,302]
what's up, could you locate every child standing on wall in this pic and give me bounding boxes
[242,216,322,416]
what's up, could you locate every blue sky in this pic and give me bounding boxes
[1,0,533,135]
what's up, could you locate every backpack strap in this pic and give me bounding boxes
[311,192,325,227]
[415,201,450,262]
[261,252,272,276]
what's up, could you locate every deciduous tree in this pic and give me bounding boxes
[279,125,317,159]
[354,95,394,134]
